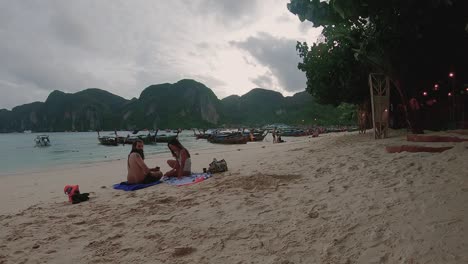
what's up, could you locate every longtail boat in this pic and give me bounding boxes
[244,129,269,142]
[208,132,248,144]
[98,136,119,146]
[155,134,178,143]
[193,129,212,139]
[35,135,51,147]
[97,131,119,146]
[153,129,179,143]
[124,134,154,144]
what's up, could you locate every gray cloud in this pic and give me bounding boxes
[0,1,186,109]
[196,42,211,49]
[193,74,226,88]
[231,32,306,92]
[298,20,315,34]
[0,0,317,110]
[191,0,259,27]
[276,13,294,23]
[250,72,274,88]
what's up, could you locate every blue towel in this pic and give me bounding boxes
[113,180,162,191]
[163,173,212,186]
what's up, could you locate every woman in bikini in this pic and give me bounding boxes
[164,139,191,178]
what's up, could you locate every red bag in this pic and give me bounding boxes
[64,185,80,202]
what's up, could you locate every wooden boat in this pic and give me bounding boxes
[98,136,119,146]
[208,132,248,144]
[155,134,178,143]
[124,134,154,144]
[196,134,211,139]
[244,130,269,142]
[193,129,212,139]
[277,129,315,137]
[35,135,51,147]
[97,131,153,146]
[152,129,179,143]
[97,131,119,146]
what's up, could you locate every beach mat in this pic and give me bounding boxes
[113,180,162,191]
[386,145,453,153]
[407,134,468,142]
[163,173,212,186]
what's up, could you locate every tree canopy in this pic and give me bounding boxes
[288,0,468,106]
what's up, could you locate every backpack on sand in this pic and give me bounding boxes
[208,158,228,174]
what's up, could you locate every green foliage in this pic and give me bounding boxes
[42,89,127,131]
[337,103,357,124]
[221,89,354,126]
[0,80,356,132]
[289,0,468,104]
[121,79,222,129]
[221,89,284,125]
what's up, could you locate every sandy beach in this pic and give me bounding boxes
[1,130,467,264]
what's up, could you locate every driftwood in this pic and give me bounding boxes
[386,145,453,153]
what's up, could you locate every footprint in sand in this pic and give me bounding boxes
[112,222,125,227]
[172,247,196,257]
[308,210,320,219]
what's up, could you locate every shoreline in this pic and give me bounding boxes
[0,134,320,215]
[1,130,467,263]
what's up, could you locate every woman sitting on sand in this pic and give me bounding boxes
[127,139,163,184]
[164,139,191,178]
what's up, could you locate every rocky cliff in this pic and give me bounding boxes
[0,79,349,132]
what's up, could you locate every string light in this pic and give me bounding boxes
[422,91,428,96]
[449,72,455,78]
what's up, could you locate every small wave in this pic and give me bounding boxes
[50,150,79,154]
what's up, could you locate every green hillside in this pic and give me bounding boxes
[0,79,355,132]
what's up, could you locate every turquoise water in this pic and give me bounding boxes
[0,131,212,175]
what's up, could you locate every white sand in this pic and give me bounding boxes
[1,130,467,263]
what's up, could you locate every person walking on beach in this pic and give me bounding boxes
[127,140,163,184]
[164,139,191,178]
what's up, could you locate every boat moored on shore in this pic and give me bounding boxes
[35,135,51,147]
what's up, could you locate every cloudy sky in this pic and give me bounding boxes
[0,0,321,110]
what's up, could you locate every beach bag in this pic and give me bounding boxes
[64,185,90,204]
[208,158,228,173]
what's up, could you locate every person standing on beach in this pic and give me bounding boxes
[164,139,191,178]
[272,128,277,143]
[127,140,163,184]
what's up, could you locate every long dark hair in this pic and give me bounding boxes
[129,139,144,160]
[167,138,190,158]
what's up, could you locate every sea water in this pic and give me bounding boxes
[0,130,214,175]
